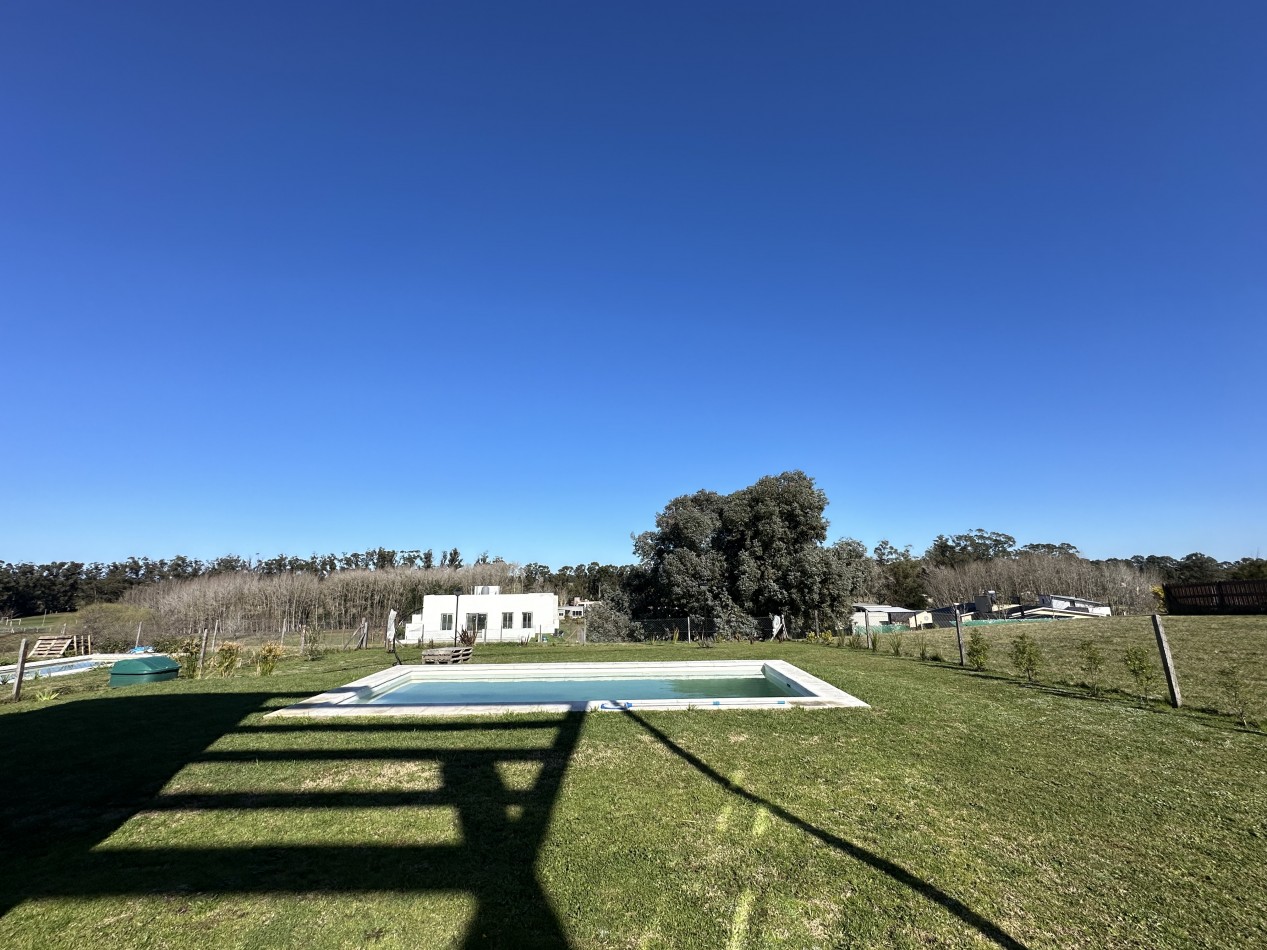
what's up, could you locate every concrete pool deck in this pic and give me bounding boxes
[270,659,870,717]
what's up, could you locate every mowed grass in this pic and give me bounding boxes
[1,631,1264,949]
[889,614,1267,717]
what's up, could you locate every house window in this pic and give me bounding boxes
[440,613,453,631]
[502,611,514,630]
[465,613,487,632]
[522,611,533,630]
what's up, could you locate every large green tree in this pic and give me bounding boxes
[925,529,1017,567]
[632,471,866,626]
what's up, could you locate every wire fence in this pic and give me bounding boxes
[808,613,1267,722]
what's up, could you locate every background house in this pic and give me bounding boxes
[851,604,922,628]
[559,598,602,620]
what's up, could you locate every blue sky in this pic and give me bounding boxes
[2,1,1264,568]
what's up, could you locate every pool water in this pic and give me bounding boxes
[361,674,803,705]
[0,657,113,685]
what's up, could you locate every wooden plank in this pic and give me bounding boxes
[12,639,28,701]
[1152,614,1182,708]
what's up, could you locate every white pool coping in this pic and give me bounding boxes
[270,659,869,717]
[0,652,136,684]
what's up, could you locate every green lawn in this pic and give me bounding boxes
[1,632,1264,949]
[874,614,1267,718]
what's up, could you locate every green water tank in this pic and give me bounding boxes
[109,656,181,687]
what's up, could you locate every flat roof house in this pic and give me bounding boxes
[404,587,560,644]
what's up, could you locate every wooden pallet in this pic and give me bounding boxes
[422,646,473,665]
[27,637,74,659]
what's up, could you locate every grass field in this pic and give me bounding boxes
[851,614,1267,720]
[1,629,1264,949]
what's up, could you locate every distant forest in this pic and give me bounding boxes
[3,536,1263,622]
[3,473,1265,629]
[0,549,628,620]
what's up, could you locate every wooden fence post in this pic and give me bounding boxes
[12,639,28,701]
[197,628,209,679]
[1152,614,1183,708]
[864,613,872,650]
[955,611,966,666]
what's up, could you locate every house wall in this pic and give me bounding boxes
[404,592,560,643]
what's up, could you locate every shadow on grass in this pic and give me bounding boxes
[621,709,1031,950]
[0,690,584,949]
[941,663,1265,735]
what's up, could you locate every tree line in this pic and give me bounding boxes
[4,473,1263,628]
[0,549,634,621]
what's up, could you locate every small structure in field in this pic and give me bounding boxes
[1024,594,1112,618]
[851,604,925,628]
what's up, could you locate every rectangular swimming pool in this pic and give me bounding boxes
[0,653,129,686]
[272,660,868,717]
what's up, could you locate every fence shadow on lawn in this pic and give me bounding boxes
[620,709,1031,950]
[0,691,585,950]
[942,662,1264,735]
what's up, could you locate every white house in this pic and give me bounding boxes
[559,598,602,619]
[1034,594,1112,617]
[404,587,560,644]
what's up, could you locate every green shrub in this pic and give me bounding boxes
[1009,631,1042,683]
[1216,666,1255,728]
[584,604,637,643]
[1123,646,1158,703]
[302,630,326,661]
[162,635,202,678]
[889,633,904,657]
[214,641,242,677]
[77,603,156,650]
[913,631,929,661]
[966,630,989,671]
[255,642,285,676]
[1077,639,1104,697]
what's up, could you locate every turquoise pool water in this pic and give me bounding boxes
[360,674,804,705]
[0,657,112,685]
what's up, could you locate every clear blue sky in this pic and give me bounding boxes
[2,1,1264,568]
